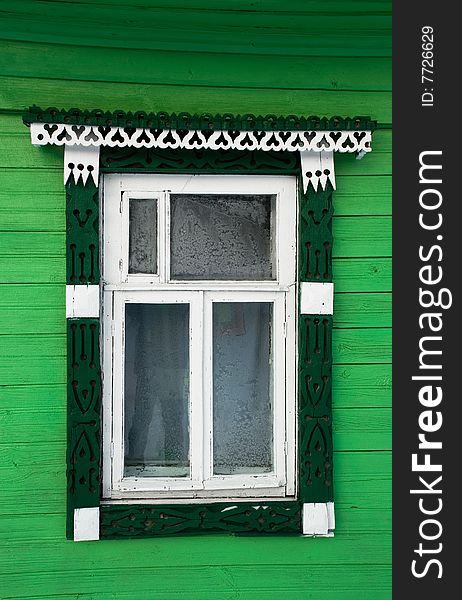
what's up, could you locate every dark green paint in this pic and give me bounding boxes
[101,502,301,538]
[66,318,101,539]
[24,105,376,131]
[101,147,299,174]
[298,316,334,503]
[66,181,99,285]
[299,184,334,283]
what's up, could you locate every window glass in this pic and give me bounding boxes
[129,198,157,274]
[170,194,275,280]
[212,301,274,475]
[124,303,190,477]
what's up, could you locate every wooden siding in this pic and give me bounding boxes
[0,1,391,598]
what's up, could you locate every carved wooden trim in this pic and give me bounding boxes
[101,502,301,538]
[62,145,337,538]
[66,318,101,539]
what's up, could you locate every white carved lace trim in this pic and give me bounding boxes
[30,123,372,153]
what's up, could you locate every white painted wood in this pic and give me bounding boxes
[103,173,296,288]
[102,173,298,501]
[285,283,297,496]
[300,282,334,315]
[74,507,100,541]
[101,290,114,499]
[110,290,204,494]
[64,145,100,186]
[302,502,335,537]
[120,191,164,285]
[66,285,100,318]
[300,150,336,192]
[30,122,373,154]
[327,501,336,532]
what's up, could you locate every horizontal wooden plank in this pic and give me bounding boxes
[0,77,392,122]
[0,40,391,91]
[0,0,392,12]
[0,257,65,283]
[0,258,391,289]
[334,216,391,257]
[334,176,391,215]
[0,328,390,363]
[333,328,391,364]
[0,384,390,449]
[333,364,391,408]
[0,172,391,216]
[0,290,390,333]
[335,292,391,327]
[0,216,390,256]
[334,408,391,451]
[0,1,391,58]
[0,437,390,511]
[333,258,391,292]
[0,526,390,568]
[0,564,390,599]
[0,361,390,409]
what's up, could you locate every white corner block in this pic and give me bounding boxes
[302,502,335,537]
[300,150,336,193]
[300,282,334,315]
[64,145,100,186]
[66,285,100,318]
[74,507,100,541]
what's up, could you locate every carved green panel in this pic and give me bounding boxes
[298,315,334,503]
[24,106,376,132]
[67,318,101,539]
[101,502,301,538]
[101,147,299,174]
[66,181,99,285]
[299,184,334,283]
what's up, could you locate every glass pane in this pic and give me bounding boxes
[170,194,275,280]
[124,303,189,477]
[213,302,273,475]
[129,198,157,274]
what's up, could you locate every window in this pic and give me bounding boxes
[102,174,297,501]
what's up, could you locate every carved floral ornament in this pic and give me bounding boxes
[27,114,374,192]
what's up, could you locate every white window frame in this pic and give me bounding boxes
[102,174,297,502]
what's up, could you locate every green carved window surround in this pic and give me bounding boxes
[23,108,376,541]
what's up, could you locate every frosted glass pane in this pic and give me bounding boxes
[129,198,157,274]
[170,194,274,280]
[124,303,189,477]
[213,302,273,475]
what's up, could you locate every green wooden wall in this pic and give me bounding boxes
[0,1,391,598]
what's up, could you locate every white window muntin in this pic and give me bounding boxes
[103,174,297,289]
[109,290,204,494]
[102,173,297,501]
[104,289,291,498]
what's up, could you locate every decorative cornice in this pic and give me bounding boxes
[23,106,377,132]
[30,122,372,155]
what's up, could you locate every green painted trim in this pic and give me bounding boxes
[298,315,334,503]
[299,184,334,283]
[66,318,101,540]
[100,502,301,538]
[101,147,300,174]
[66,181,99,285]
[65,147,336,538]
[297,183,334,503]
[24,106,377,131]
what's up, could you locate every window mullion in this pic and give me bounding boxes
[190,290,205,487]
[202,292,213,484]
